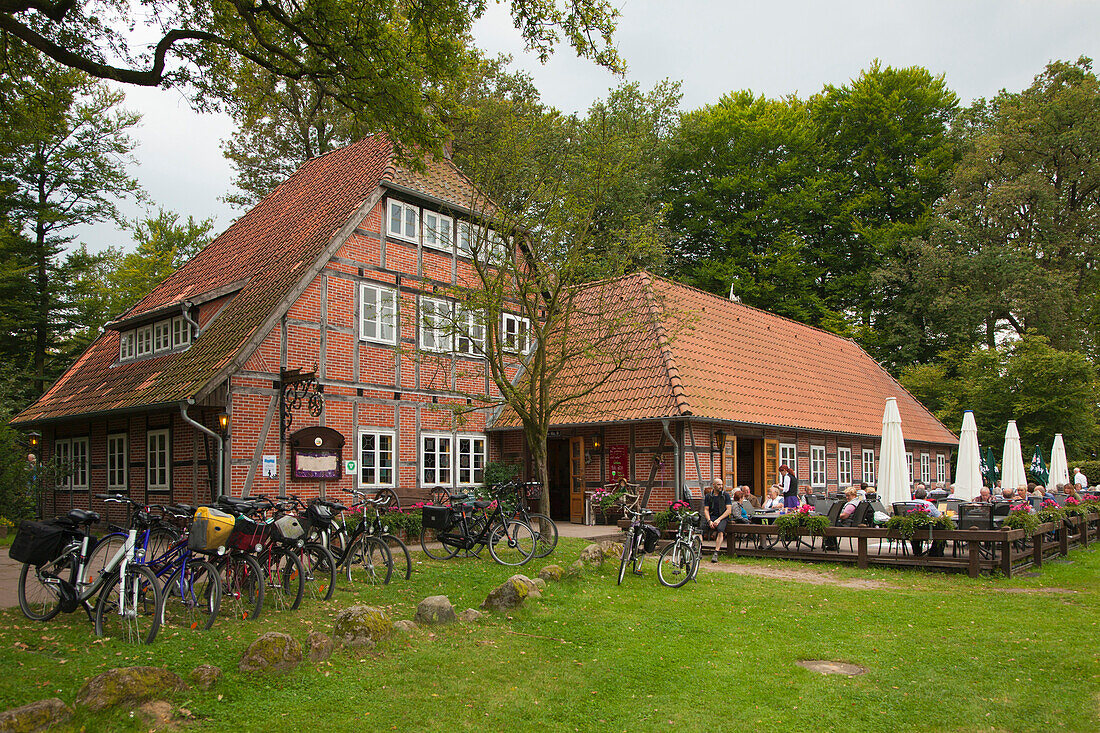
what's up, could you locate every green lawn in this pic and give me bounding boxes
[0,539,1097,732]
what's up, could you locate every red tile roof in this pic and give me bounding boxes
[12,136,482,425]
[491,273,957,446]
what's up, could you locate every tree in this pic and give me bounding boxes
[0,0,622,154]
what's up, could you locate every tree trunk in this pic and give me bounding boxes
[527,427,551,518]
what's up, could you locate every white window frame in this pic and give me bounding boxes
[503,313,531,354]
[171,316,193,348]
[147,429,170,491]
[458,221,480,259]
[54,439,72,490]
[387,199,419,243]
[360,283,398,344]
[920,452,930,484]
[135,325,153,357]
[486,228,506,260]
[420,433,453,486]
[456,307,485,357]
[54,437,88,491]
[810,445,826,487]
[422,210,453,251]
[119,330,135,361]
[153,320,171,353]
[779,443,797,476]
[837,447,852,487]
[358,430,396,488]
[419,297,452,353]
[457,434,487,486]
[107,433,128,491]
[936,454,946,485]
[862,448,876,485]
[907,453,914,485]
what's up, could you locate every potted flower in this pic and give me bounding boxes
[0,516,12,539]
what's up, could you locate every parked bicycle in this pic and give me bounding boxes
[421,488,536,566]
[656,510,702,588]
[497,481,558,559]
[215,496,305,614]
[306,489,406,584]
[617,501,660,585]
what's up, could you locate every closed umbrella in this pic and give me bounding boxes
[1048,434,1070,491]
[981,446,1000,487]
[878,397,909,508]
[953,410,981,500]
[1029,445,1048,486]
[1000,420,1028,493]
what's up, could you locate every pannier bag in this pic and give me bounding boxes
[9,520,70,566]
[187,507,236,553]
[421,505,453,531]
[642,524,661,553]
[228,515,269,552]
[272,515,305,542]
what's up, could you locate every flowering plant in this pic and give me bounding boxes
[668,499,690,512]
[906,505,932,514]
[797,504,814,515]
[1041,499,1059,509]
[1065,496,1080,506]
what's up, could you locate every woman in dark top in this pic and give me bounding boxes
[779,464,799,509]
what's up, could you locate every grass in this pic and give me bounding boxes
[0,538,1097,731]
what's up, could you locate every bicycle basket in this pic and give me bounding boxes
[187,507,235,553]
[227,515,269,551]
[523,482,542,502]
[642,524,661,553]
[306,502,333,529]
[271,514,305,542]
[9,520,70,566]
[421,505,453,531]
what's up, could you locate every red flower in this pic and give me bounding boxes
[1066,496,1080,506]
[797,504,813,514]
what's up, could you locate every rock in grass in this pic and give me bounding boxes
[76,667,187,711]
[334,605,393,649]
[414,596,457,626]
[537,564,564,582]
[480,575,531,611]
[238,632,303,673]
[579,543,605,565]
[531,577,547,592]
[567,559,586,577]
[137,700,173,730]
[599,541,624,559]
[307,631,334,663]
[0,697,73,731]
[458,608,483,623]
[189,665,222,690]
[393,620,418,632]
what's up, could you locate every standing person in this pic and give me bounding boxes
[779,464,799,509]
[704,479,732,563]
[1073,467,1088,489]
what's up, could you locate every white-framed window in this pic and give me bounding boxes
[107,433,128,490]
[457,435,487,486]
[54,437,88,490]
[486,229,506,259]
[54,439,71,489]
[838,447,852,486]
[119,331,135,361]
[422,211,453,251]
[360,283,397,344]
[779,443,797,475]
[456,307,485,357]
[907,453,914,485]
[458,222,480,259]
[421,433,453,486]
[810,445,826,487]
[153,320,171,352]
[862,448,876,485]
[419,297,452,353]
[172,316,193,348]
[147,429,170,491]
[135,325,153,357]
[503,313,531,353]
[920,452,930,484]
[358,429,395,487]
[936,454,946,485]
[387,199,419,242]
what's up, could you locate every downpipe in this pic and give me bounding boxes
[180,400,224,498]
[660,419,683,504]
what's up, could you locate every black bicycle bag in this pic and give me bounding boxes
[9,520,70,566]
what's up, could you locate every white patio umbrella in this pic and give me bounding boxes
[1048,434,1070,492]
[878,397,909,507]
[1000,420,1028,493]
[953,410,981,500]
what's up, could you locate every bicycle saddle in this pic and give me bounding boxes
[169,503,196,516]
[63,509,99,525]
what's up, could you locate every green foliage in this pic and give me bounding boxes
[482,460,521,491]
[1002,507,1041,537]
[0,426,35,521]
[1070,461,1100,482]
[774,511,829,540]
[884,509,955,539]
[385,508,422,539]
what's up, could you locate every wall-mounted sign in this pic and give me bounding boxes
[262,455,277,478]
[609,445,629,481]
[289,426,345,481]
[345,460,357,475]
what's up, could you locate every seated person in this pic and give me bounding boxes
[928,486,948,501]
[703,479,732,562]
[837,486,861,526]
[740,485,761,509]
[729,490,751,523]
[910,488,942,517]
[997,487,1016,502]
[1065,484,1081,501]
[976,487,993,503]
[761,486,784,511]
[1030,484,1046,498]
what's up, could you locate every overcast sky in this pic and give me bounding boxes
[74,0,1100,252]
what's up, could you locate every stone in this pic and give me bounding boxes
[189,665,222,690]
[480,575,531,611]
[537,564,564,582]
[76,667,187,712]
[238,632,303,673]
[392,619,418,632]
[567,559,586,577]
[307,631,334,663]
[579,543,605,565]
[0,698,72,732]
[531,577,547,591]
[458,608,483,623]
[333,605,393,649]
[599,541,624,559]
[137,701,173,730]
[414,596,457,626]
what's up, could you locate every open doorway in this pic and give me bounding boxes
[545,438,571,521]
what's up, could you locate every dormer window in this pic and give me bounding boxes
[153,321,171,352]
[135,325,153,357]
[117,315,196,364]
[172,316,193,348]
[387,199,418,242]
[119,331,136,361]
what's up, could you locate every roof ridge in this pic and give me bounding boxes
[639,272,691,416]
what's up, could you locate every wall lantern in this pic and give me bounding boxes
[218,412,229,433]
[715,431,726,453]
[592,434,602,452]
[27,430,41,453]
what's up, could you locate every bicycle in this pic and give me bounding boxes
[14,509,163,644]
[657,510,702,588]
[216,496,305,614]
[421,489,536,566]
[498,481,559,559]
[277,495,338,601]
[308,490,402,585]
[617,501,658,585]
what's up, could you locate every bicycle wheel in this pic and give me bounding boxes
[327,526,351,568]
[428,487,451,506]
[633,535,645,574]
[143,527,180,571]
[81,533,127,587]
[17,560,65,621]
[161,559,221,631]
[381,533,412,580]
[657,542,695,588]
[301,543,336,601]
[527,513,559,558]
[347,536,393,584]
[220,553,264,621]
[421,527,460,561]
[371,488,401,510]
[487,520,535,566]
[266,546,305,612]
[94,564,162,644]
[617,529,634,585]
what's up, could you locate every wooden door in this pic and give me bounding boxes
[724,435,737,489]
[569,436,584,523]
[764,439,779,488]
